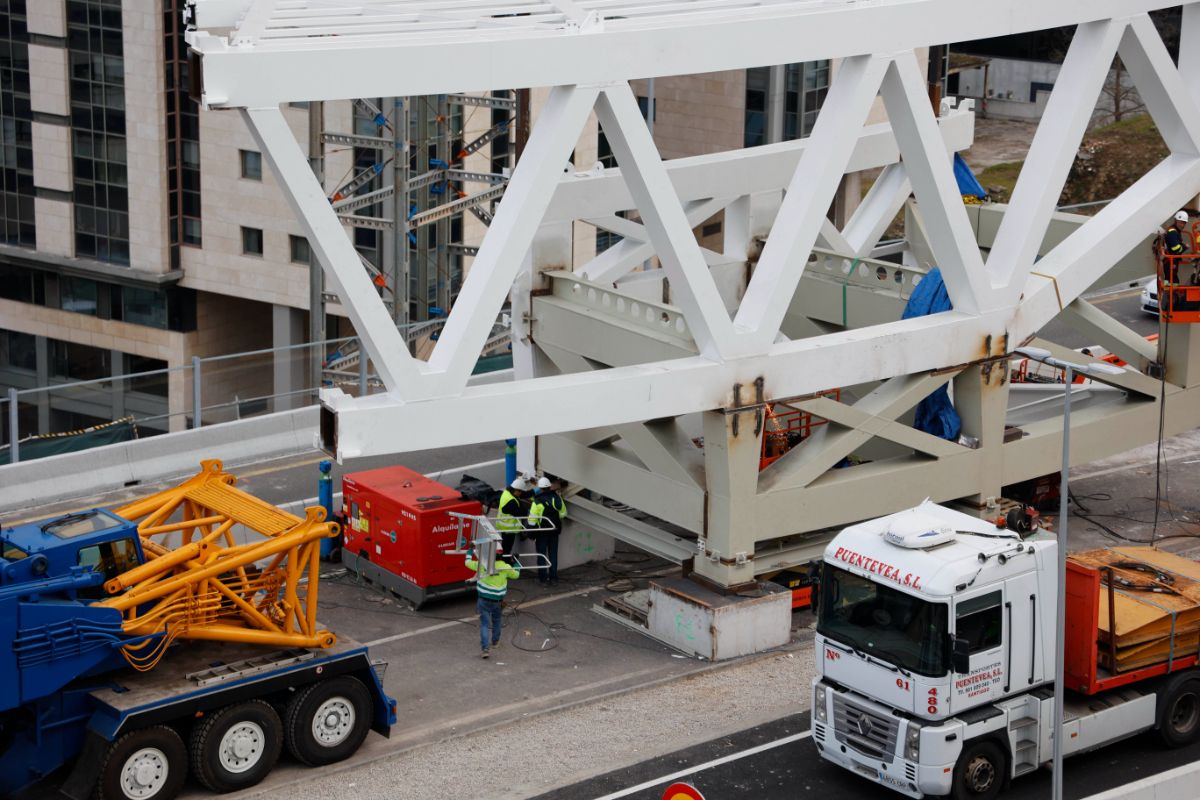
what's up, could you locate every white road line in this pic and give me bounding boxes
[590,730,813,800]
[363,585,597,647]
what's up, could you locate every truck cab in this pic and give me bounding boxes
[812,502,1057,799]
[1,508,145,594]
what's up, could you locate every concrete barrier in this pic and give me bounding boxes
[0,407,319,513]
[1082,761,1200,800]
[0,370,516,514]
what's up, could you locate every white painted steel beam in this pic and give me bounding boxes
[188,0,1190,108]
[243,107,425,393]
[545,111,973,223]
[733,54,890,353]
[425,84,598,394]
[986,19,1124,303]
[594,84,736,359]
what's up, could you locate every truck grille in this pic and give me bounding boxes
[832,695,899,763]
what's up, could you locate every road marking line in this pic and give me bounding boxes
[590,730,813,800]
[362,585,596,647]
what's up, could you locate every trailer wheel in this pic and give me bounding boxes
[190,700,283,792]
[950,739,1005,800]
[96,725,187,800]
[284,676,373,766]
[1159,675,1200,748]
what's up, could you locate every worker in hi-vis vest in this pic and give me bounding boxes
[530,476,567,586]
[1165,210,1191,284]
[494,477,531,557]
[464,549,519,658]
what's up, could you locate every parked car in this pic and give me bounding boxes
[1142,275,1160,316]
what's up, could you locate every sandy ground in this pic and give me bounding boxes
[961,116,1037,170]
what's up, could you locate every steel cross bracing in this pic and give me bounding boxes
[193,3,1200,584]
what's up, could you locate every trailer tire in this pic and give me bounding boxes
[1158,675,1200,748]
[950,739,1005,800]
[284,676,373,766]
[189,700,283,792]
[96,725,187,800]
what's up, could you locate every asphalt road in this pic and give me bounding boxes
[545,710,1200,800]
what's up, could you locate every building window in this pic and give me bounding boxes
[240,149,262,180]
[784,60,831,139]
[123,353,168,397]
[120,286,167,329]
[0,0,36,248]
[744,67,770,148]
[241,226,264,256]
[0,264,43,304]
[60,277,99,316]
[165,0,200,260]
[289,235,311,264]
[0,330,36,372]
[744,61,831,147]
[49,339,110,382]
[68,0,130,266]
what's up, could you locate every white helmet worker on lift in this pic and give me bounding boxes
[1165,210,1191,265]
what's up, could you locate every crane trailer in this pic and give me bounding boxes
[0,460,396,800]
[811,501,1200,800]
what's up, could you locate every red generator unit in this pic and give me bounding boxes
[340,465,481,607]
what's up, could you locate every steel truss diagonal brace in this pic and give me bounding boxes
[881,53,993,315]
[594,84,735,360]
[757,371,960,494]
[425,83,600,394]
[734,54,891,352]
[987,19,1125,302]
[243,106,424,393]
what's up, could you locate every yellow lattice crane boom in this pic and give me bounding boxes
[93,459,337,665]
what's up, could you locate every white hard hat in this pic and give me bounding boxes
[537,476,552,489]
[510,477,530,491]
[1176,211,1189,223]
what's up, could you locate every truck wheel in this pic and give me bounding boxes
[189,700,283,792]
[951,739,1005,800]
[1159,676,1200,748]
[96,726,187,800]
[284,676,373,766]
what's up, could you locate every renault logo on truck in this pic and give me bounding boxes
[854,712,874,737]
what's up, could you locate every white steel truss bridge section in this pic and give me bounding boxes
[188,0,1200,589]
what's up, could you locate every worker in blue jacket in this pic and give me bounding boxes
[465,547,519,659]
[530,476,567,586]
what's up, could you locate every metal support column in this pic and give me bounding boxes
[7,387,19,463]
[308,101,327,386]
[191,355,202,429]
[436,93,452,315]
[392,97,411,333]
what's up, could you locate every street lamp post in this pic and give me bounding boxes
[1013,346,1125,800]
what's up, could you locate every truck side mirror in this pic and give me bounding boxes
[950,637,971,674]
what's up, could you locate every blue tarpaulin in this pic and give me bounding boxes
[953,153,988,201]
[901,268,962,441]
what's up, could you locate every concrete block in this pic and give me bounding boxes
[647,576,791,660]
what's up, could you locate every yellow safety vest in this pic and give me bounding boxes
[495,490,523,532]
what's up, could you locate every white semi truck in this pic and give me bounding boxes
[811,501,1200,800]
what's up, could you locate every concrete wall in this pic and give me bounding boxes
[180,105,316,309]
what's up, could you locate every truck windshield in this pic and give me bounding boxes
[818,563,948,677]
